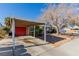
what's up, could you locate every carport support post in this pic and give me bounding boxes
[44,23,46,42]
[34,25,35,37]
[27,26,29,35]
[12,18,15,56]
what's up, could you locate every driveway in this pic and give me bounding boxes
[16,36,79,56]
[39,36,79,56]
[0,36,79,56]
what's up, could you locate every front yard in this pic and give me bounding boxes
[0,35,78,56]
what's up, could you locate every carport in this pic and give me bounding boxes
[11,17,46,55]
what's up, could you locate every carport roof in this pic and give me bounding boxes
[11,17,45,27]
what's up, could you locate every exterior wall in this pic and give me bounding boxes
[15,27,28,36]
[66,29,76,33]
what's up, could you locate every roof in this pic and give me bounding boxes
[11,17,45,27]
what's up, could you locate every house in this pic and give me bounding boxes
[10,18,45,35]
[9,17,47,41]
[9,17,47,52]
[60,24,79,35]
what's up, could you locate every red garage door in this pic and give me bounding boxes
[15,27,28,36]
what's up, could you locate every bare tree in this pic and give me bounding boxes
[39,3,79,34]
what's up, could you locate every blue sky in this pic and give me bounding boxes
[0,3,79,25]
[0,3,47,25]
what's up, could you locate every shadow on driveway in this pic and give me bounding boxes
[0,45,31,56]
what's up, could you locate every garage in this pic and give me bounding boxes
[15,27,28,36]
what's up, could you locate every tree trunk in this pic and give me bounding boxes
[55,18,60,35]
[56,26,60,35]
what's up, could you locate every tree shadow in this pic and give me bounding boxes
[0,45,31,56]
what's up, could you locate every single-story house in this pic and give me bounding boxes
[11,18,45,36]
[10,17,46,38]
[10,17,47,53]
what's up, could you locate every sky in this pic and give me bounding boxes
[0,3,47,25]
[0,3,79,25]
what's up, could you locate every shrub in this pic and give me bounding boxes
[2,26,10,33]
[30,26,43,37]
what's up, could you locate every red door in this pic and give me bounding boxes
[15,27,27,36]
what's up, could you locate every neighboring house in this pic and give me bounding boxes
[60,24,79,35]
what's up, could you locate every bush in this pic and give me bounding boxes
[0,28,6,38]
[2,26,10,33]
[35,27,43,36]
[30,26,43,37]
